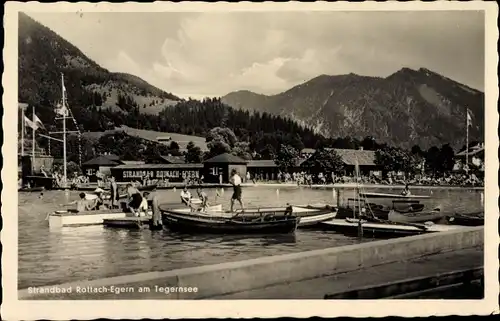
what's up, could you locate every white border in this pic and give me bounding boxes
[2,1,499,319]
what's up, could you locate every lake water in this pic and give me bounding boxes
[17,185,483,289]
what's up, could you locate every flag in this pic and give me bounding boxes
[24,116,38,130]
[467,108,472,127]
[33,114,45,130]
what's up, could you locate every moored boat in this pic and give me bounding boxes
[103,216,152,229]
[359,192,430,199]
[446,211,484,226]
[48,209,152,228]
[387,207,444,224]
[166,205,336,227]
[160,207,300,234]
[321,218,465,237]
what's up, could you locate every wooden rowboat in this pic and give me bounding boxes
[160,208,300,234]
[446,212,484,226]
[48,209,152,228]
[387,207,444,224]
[321,218,465,237]
[166,205,336,228]
[359,192,430,199]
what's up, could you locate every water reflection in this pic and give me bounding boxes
[18,186,482,288]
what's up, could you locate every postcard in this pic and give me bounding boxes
[2,1,499,319]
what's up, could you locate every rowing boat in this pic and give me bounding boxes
[359,192,430,199]
[387,207,444,224]
[446,211,484,226]
[48,209,152,227]
[164,205,336,227]
[103,216,152,229]
[160,207,300,234]
[321,218,466,237]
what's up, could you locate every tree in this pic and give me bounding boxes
[375,147,420,178]
[306,148,345,174]
[232,141,253,160]
[274,145,299,172]
[169,141,180,151]
[439,144,455,173]
[185,141,203,163]
[425,146,441,175]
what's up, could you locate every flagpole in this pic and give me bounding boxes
[32,106,36,174]
[466,109,469,174]
[62,73,67,187]
[21,105,25,156]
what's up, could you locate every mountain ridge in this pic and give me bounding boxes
[221,67,484,149]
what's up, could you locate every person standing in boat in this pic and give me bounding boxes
[197,188,209,210]
[230,169,244,213]
[126,183,143,216]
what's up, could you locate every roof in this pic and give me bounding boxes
[112,163,203,169]
[82,155,122,166]
[247,159,305,168]
[204,153,247,164]
[302,148,376,166]
[301,148,316,154]
[101,153,121,161]
[158,155,186,164]
[121,161,146,165]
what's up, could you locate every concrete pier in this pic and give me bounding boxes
[18,226,483,300]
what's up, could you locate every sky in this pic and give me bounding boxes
[26,11,485,99]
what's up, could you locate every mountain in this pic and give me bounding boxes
[18,12,182,125]
[222,68,485,150]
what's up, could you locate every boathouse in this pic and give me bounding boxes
[110,163,203,183]
[203,153,248,183]
[81,155,124,182]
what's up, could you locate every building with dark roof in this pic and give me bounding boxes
[204,153,248,183]
[81,155,124,182]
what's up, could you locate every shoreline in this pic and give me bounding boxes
[39,182,484,192]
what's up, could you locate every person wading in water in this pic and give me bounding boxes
[109,176,119,209]
[229,169,244,213]
[126,183,143,216]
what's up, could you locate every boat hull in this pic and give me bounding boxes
[388,209,444,224]
[359,192,430,199]
[166,205,336,228]
[447,212,484,226]
[103,216,152,229]
[48,209,152,227]
[321,219,464,237]
[161,212,300,234]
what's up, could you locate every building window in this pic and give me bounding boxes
[211,167,219,175]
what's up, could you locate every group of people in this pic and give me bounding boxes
[178,169,245,213]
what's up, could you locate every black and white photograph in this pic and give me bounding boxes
[2,1,498,319]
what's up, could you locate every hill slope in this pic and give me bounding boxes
[222,68,484,149]
[18,12,181,125]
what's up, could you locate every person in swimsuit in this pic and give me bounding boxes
[230,169,244,213]
[180,187,192,206]
[126,183,143,216]
[65,193,96,213]
[109,176,119,209]
[197,188,209,210]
